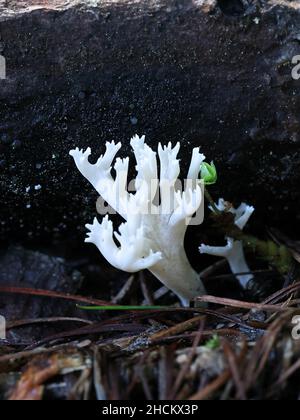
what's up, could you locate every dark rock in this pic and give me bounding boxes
[0,134,12,145]
[0,246,84,343]
[0,159,6,170]
[11,139,21,150]
[0,0,300,247]
[0,246,83,312]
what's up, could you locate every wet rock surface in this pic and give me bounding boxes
[0,0,300,247]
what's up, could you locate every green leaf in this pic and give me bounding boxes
[205,335,220,350]
[200,162,218,185]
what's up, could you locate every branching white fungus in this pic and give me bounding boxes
[199,199,255,289]
[70,135,207,306]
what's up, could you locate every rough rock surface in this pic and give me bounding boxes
[0,0,300,247]
[0,246,84,342]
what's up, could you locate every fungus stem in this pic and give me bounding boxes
[204,188,222,215]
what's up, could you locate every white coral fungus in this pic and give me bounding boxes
[70,135,207,306]
[199,199,255,289]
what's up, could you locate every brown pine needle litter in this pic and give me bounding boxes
[0,277,300,400]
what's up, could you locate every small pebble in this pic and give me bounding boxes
[130,116,138,125]
[34,184,42,191]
